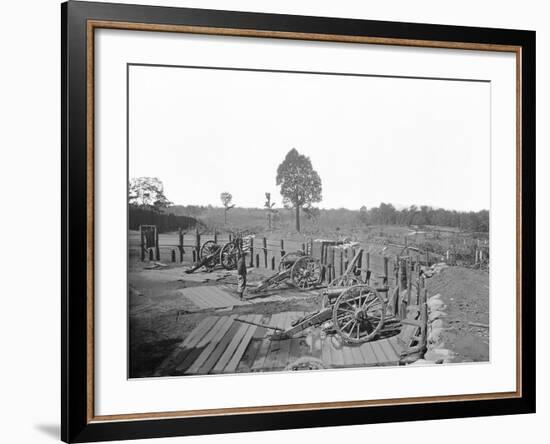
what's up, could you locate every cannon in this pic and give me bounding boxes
[250,251,322,292]
[185,235,253,273]
[274,284,388,344]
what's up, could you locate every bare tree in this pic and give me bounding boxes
[220,192,235,224]
[264,192,277,230]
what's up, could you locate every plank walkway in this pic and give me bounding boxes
[178,286,249,310]
[156,310,420,376]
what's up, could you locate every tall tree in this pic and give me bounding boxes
[129,177,172,212]
[220,192,235,224]
[276,148,322,232]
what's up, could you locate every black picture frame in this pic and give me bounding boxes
[61,1,536,442]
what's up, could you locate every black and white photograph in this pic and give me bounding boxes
[128,63,491,378]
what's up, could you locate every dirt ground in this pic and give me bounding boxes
[426,267,490,362]
[129,259,321,377]
[129,227,490,376]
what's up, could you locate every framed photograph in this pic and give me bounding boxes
[61,1,535,442]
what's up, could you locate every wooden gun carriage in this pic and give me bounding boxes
[250,251,322,292]
[185,235,252,274]
[274,283,388,344]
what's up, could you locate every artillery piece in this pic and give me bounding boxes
[272,248,390,344]
[185,234,252,273]
[250,251,322,292]
[274,284,388,344]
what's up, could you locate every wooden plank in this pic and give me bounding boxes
[272,311,303,370]
[325,335,345,367]
[176,317,227,373]
[398,324,419,348]
[388,336,405,359]
[213,287,240,306]
[224,315,262,373]
[189,288,210,309]
[358,341,378,365]
[287,312,310,365]
[309,327,323,361]
[272,337,292,371]
[155,316,212,374]
[341,343,356,367]
[203,287,226,306]
[212,320,251,374]
[160,316,217,373]
[250,313,283,371]
[379,338,399,363]
[370,341,388,363]
[185,316,235,375]
[263,312,292,370]
[199,321,241,375]
[349,345,365,367]
[321,335,331,367]
[236,316,269,373]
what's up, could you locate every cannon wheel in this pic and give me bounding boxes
[199,240,218,259]
[332,285,386,344]
[219,241,238,270]
[278,251,304,272]
[290,256,321,290]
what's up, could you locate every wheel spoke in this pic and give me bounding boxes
[341,318,354,332]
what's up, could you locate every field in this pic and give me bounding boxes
[128,223,489,378]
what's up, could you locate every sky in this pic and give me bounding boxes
[128,64,490,212]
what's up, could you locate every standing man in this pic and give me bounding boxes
[236,244,247,300]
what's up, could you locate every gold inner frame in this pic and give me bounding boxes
[86,19,523,423]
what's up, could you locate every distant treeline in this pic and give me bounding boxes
[358,203,489,232]
[167,203,489,233]
[129,207,198,232]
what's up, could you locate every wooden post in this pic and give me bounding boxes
[195,228,201,260]
[263,237,268,268]
[339,250,344,276]
[149,248,154,261]
[228,233,232,242]
[256,253,260,268]
[420,301,428,350]
[192,250,196,263]
[357,250,363,277]
[214,230,218,244]
[178,228,184,262]
[394,255,399,286]
[302,242,306,253]
[140,229,145,261]
[399,259,408,291]
[310,238,314,256]
[280,239,285,258]
[155,228,160,261]
[271,256,275,270]
[320,243,325,265]
[393,288,400,317]
[171,249,176,263]
[426,251,430,266]
[249,238,254,267]
[366,253,370,284]
[399,298,407,321]
[383,257,389,286]
[406,258,412,303]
